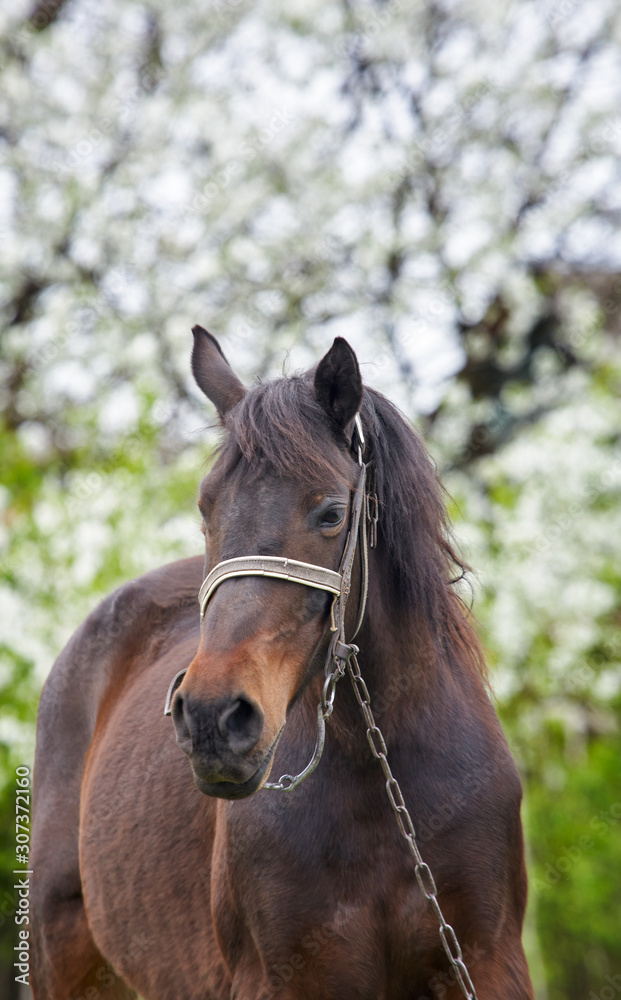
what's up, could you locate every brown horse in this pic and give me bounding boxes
[31,331,533,999]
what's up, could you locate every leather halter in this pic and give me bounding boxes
[164,415,374,793]
[198,557,342,623]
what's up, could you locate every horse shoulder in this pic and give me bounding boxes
[40,556,201,727]
[33,556,203,825]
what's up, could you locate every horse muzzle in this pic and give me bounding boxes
[171,689,280,799]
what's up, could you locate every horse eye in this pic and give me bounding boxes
[320,507,345,528]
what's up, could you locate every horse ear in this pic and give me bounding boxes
[191,325,246,418]
[314,337,363,434]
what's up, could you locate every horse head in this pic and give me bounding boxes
[171,327,365,799]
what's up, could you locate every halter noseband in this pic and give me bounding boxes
[197,556,342,623]
[164,415,375,791]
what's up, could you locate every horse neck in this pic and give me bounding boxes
[324,586,455,757]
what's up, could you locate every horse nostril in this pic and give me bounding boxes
[172,690,183,724]
[172,692,192,747]
[217,697,263,754]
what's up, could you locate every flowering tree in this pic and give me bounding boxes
[1,0,621,996]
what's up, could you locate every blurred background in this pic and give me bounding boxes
[1,0,620,996]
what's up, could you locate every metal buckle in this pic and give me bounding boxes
[367,492,378,549]
[353,414,364,466]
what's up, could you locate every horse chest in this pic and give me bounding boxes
[213,796,435,998]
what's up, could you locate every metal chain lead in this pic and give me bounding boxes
[347,650,479,1000]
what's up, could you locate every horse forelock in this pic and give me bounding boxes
[226,373,346,487]
[213,372,487,683]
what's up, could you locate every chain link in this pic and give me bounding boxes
[347,651,479,1000]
